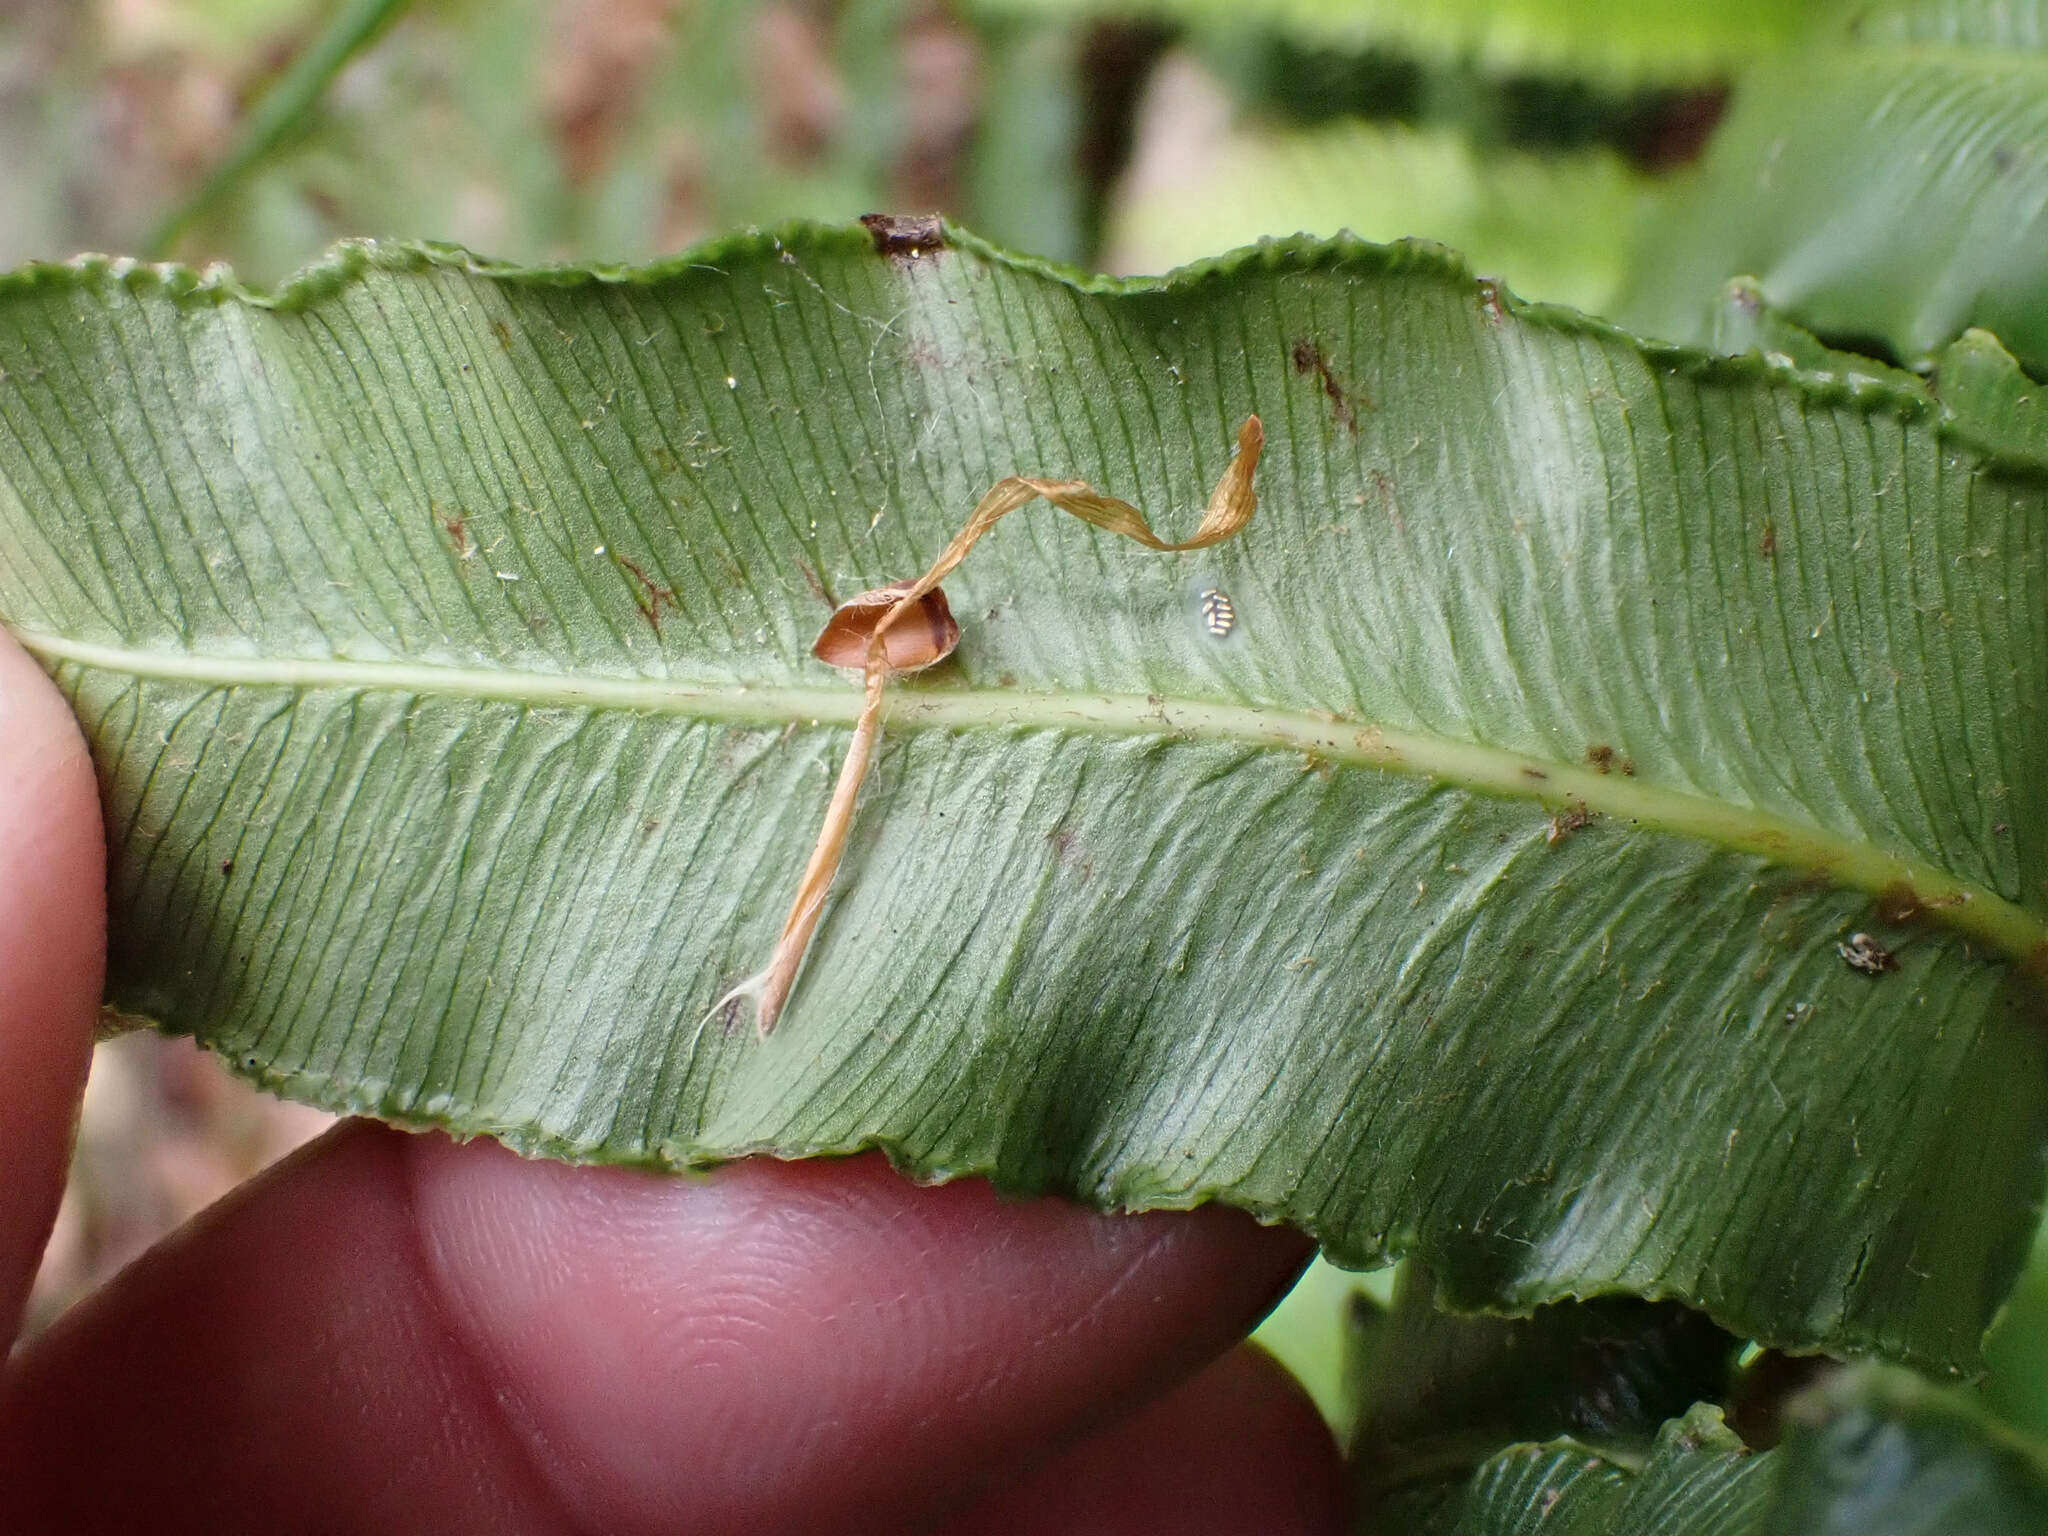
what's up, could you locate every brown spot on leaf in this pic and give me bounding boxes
[1760,523,1778,558]
[860,212,946,258]
[1047,824,1095,884]
[1546,801,1593,845]
[1586,744,1615,774]
[1367,468,1405,536]
[1290,339,1365,432]
[1521,766,1549,781]
[219,859,234,876]
[616,556,678,636]
[795,559,833,607]
[1875,881,1923,926]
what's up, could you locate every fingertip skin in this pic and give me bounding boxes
[0,631,104,1345]
[2,1121,1312,1535]
[939,1344,1348,1535]
[0,1124,575,1536]
[399,1137,1315,1534]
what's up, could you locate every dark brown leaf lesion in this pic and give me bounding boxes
[1875,882,1922,926]
[794,558,835,609]
[615,555,678,635]
[1290,339,1370,432]
[1546,799,1594,845]
[440,508,476,564]
[860,212,946,259]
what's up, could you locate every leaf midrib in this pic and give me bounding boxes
[20,628,2045,970]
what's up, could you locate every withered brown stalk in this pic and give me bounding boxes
[710,416,1264,1037]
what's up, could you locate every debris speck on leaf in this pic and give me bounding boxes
[1547,801,1593,844]
[1837,932,1895,975]
[860,212,945,258]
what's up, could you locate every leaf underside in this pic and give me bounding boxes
[1348,1264,1742,1485]
[1372,1405,1770,1535]
[1,227,2045,1372]
[1621,0,2048,375]
[1371,1371,2048,1534]
[1346,1279,2048,1531]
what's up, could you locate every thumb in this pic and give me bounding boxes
[0,631,104,1344]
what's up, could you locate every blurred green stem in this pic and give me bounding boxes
[146,0,416,259]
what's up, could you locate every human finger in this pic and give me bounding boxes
[0,630,104,1344]
[2,1122,1311,1535]
[937,1341,1345,1534]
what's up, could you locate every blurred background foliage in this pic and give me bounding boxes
[0,0,1830,294]
[11,0,2048,1474]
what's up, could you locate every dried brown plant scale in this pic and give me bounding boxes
[705,415,1264,1038]
[812,579,960,672]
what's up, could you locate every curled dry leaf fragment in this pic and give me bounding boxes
[812,579,960,672]
[706,416,1263,1038]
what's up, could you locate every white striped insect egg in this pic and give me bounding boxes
[1196,584,1236,638]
